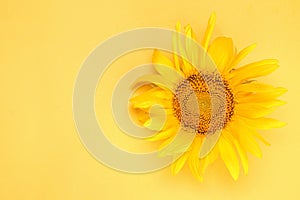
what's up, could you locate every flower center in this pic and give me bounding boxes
[172,73,234,134]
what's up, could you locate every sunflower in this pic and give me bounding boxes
[129,13,286,181]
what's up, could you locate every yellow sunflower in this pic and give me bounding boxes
[129,13,286,181]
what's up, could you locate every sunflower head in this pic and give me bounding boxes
[129,13,286,181]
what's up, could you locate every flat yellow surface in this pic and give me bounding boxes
[1,0,299,199]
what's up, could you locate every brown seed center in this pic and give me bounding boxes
[172,73,234,134]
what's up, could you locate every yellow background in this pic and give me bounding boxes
[1,0,299,199]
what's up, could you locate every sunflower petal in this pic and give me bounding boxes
[184,25,197,65]
[235,103,275,118]
[252,131,270,146]
[240,117,287,130]
[132,74,176,92]
[173,22,191,75]
[147,124,178,141]
[188,156,203,181]
[208,37,235,72]
[218,135,240,180]
[234,120,262,158]
[234,82,273,93]
[199,130,222,158]
[184,25,199,75]
[130,107,150,125]
[229,59,279,86]
[172,22,182,72]
[130,87,173,109]
[144,116,166,132]
[225,43,257,73]
[202,12,216,51]
[188,137,204,181]
[153,50,184,82]
[158,129,196,156]
[171,153,189,175]
[200,143,219,174]
[234,82,287,94]
[173,23,196,76]
[235,87,287,102]
[130,87,172,102]
[222,128,249,175]
[237,98,286,109]
[153,49,174,68]
[234,141,249,175]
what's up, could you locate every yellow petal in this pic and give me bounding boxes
[158,135,174,150]
[173,22,196,77]
[225,43,256,73]
[158,129,196,156]
[184,25,195,62]
[153,50,184,83]
[208,37,235,72]
[153,49,174,68]
[240,134,262,158]
[218,135,240,180]
[129,107,150,125]
[172,22,186,73]
[130,96,171,109]
[143,116,166,131]
[188,156,203,182]
[222,128,248,175]
[252,131,270,146]
[237,99,286,108]
[131,87,172,101]
[131,84,154,97]
[200,143,219,174]
[235,103,275,118]
[202,12,216,51]
[130,87,173,109]
[229,59,279,86]
[199,158,209,174]
[235,87,287,102]
[148,104,174,116]
[184,25,199,75]
[171,152,189,175]
[234,119,262,158]
[147,123,178,141]
[234,82,287,95]
[234,141,249,175]
[240,117,287,130]
[133,74,176,92]
[181,60,196,77]
[182,136,203,181]
[199,129,222,158]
